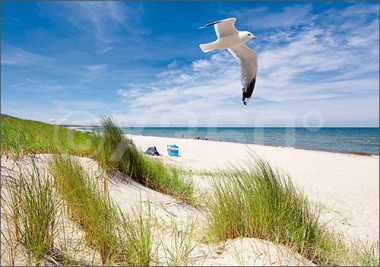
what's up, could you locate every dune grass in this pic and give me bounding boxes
[0,114,101,159]
[205,155,379,265]
[48,154,158,265]
[49,154,121,264]
[117,202,157,266]
[1,114,194,203]
[2,114,378,266]
[97,116,194,204]
[1,159,60,265]
[163,218,196,266]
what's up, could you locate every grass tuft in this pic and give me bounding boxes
[205,155,352,265]
[2,114,378,266]
[117,201,157,266]
[164,218,196,266]
[2,158,60,265]
[1,114,194,203]
[49,154,120,264]
[1,114,100,159]
[48,154,158,265]
[98,116,194,204]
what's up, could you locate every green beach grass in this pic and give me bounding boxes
[49,155,120,264]
[2,154,157,265]
[1,114,378,266]
[117,202,157,266]
[49,155,157,265]
[1,159,60,265]
[97,116,194,204]
[204,155,379,265]
[0,114,101,159]
[1,114,194,204]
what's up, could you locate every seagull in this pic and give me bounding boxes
[198,18,258,105]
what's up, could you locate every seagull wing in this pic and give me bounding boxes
[214,18,238,38]
[228,44,258,105]
[198,18,238,38]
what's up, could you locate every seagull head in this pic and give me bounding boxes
[241,31,258,42]
[247,32,258,39]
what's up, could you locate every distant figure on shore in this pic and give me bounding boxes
[181,132,184,139]
[145,146,161,156]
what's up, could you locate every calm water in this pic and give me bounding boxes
[82,127,379,156]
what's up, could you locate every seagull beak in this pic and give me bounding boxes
[252,35,258,39]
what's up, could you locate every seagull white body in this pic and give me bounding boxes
[199,18,258,105]
[200,31,251,51]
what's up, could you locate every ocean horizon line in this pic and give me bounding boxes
[68,126,379,156]
[63,125,380,129]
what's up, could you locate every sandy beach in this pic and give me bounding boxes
[129,134,379,244]
[1,134,378,265]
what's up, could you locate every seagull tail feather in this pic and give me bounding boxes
[199,43,216,53]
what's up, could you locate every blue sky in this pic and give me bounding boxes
[2,1,379,127]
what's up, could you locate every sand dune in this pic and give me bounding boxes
[1,154,311,266]
[129,134,379,244]
[1,135,378,265]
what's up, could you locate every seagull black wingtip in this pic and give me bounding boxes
[198,20,222,30]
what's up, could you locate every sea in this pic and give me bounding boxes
[79,127,379,156]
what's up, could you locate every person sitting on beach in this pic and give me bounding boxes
[145,146,160,156]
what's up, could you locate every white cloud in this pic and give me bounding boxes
[5,3,377,127]
[1,45,48,65]
[192,59,212,70]
[156,70,194,85]
[167,60,180,69]
[114,4,378,126]
[230,4,314,30]
[117,87,144,101]
[10,82,26,88]
[81,64,107,82]
[38,2,145,44]
[83,64,106,73]
[8,78,67,93]
[52,100,109,111]
[99,46,113,54]
[67,2,126,43]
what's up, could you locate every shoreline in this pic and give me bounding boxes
[2,115,378,265]
[127,134,380,167]
[128,134,379,244]
[67,126,379,157]
[131,133,380,157]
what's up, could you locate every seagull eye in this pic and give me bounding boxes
[248,34,251,36]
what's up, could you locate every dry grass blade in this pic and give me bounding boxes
[2,158,60,265]
[98,116,195,204]
[49,155,120,264]
[205,154,379,265]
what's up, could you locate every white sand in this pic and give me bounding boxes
[1,154,311,266]
[1,135,378,265]
[129,134,379,243]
